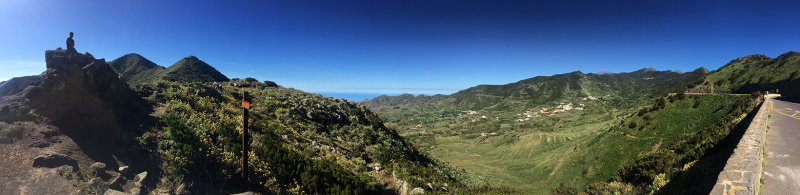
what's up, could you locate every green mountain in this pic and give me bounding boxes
[109,53,166,83]
[362,68,709,113]
[688,51,800,94]
[357,67,765,193]
[108,54,229,84]
[160,56,229,83]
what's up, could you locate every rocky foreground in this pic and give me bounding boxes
[0,48,160,194]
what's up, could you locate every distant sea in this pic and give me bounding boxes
[316,92,402,102]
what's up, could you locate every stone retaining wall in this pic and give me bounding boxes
[710,96,770,194]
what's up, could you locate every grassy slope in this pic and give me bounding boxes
[356,68,772,193]
[379,93,756,193]
[689,51,800,93]
[134,81,496,194]
[585,93,760,194]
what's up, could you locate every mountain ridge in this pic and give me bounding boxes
[361,68,708,112]
[688,51,800,94]
[108,54,229,84]
[109,53,165,83]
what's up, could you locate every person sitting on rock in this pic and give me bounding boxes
[66,32,76,53]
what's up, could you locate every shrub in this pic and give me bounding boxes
[264,80,278,87]
[629,121,638,129]
[585,182,631,195]
[637,108,648,116]
[244,77,258,83]
[161,113,202,177]
[552,183,579,195]
[677,92,686,100]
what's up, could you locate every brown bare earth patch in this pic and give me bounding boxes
[0,121,83,194]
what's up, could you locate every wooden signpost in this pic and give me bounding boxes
[241,91,250,190]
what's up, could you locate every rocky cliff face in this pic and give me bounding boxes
[0,48,156,194]
[1,49,148,136]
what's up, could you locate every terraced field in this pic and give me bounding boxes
[376,94,759,193]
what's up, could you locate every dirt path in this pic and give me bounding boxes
[527,134,544,158]
[0,122,81,194]
[549,147,574,176]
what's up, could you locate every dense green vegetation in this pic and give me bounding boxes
[688,51,800,93]
[359,68,770,193]
[577,93,762,194]
[362,68,707,113]
[111,51,790,194]
[133,80,497,194]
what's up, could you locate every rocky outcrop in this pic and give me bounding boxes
[32,153,78,168]
[0,48,148,139]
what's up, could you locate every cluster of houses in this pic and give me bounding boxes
[459,110,497,122]
[515,102,587,122]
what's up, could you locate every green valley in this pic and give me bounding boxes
[3,2,800,195]
[361,63,769,193]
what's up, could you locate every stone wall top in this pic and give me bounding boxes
[710,95,771,195]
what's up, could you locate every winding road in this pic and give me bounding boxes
[762,95,800,194]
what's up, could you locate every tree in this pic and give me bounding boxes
[264,80,278,87]
[245,77,259,83]
[677,92,686,100]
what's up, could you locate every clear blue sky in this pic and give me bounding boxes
[2,0,799,96]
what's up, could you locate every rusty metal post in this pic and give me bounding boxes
[241,91,250,190]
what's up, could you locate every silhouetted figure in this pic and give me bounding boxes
[66,32,76,53]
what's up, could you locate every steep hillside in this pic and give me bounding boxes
[133,79,495,194]
[160,56,229,83]
[688,51,800,93]
[108,53,165,84]
[570,93,761,194]
[108,54,229,84]
[0,48,494,194]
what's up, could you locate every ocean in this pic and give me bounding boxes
[315,92,401,102]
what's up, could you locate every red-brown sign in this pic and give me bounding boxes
[242,100,250,109]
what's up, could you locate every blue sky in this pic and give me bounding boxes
[1,0,799,96]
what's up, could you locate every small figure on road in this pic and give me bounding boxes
[66,32,76,53]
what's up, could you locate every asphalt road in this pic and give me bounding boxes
[763,95,800,194]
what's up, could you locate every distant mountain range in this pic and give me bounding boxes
[360,67,709,113]
[108,54,229,84]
